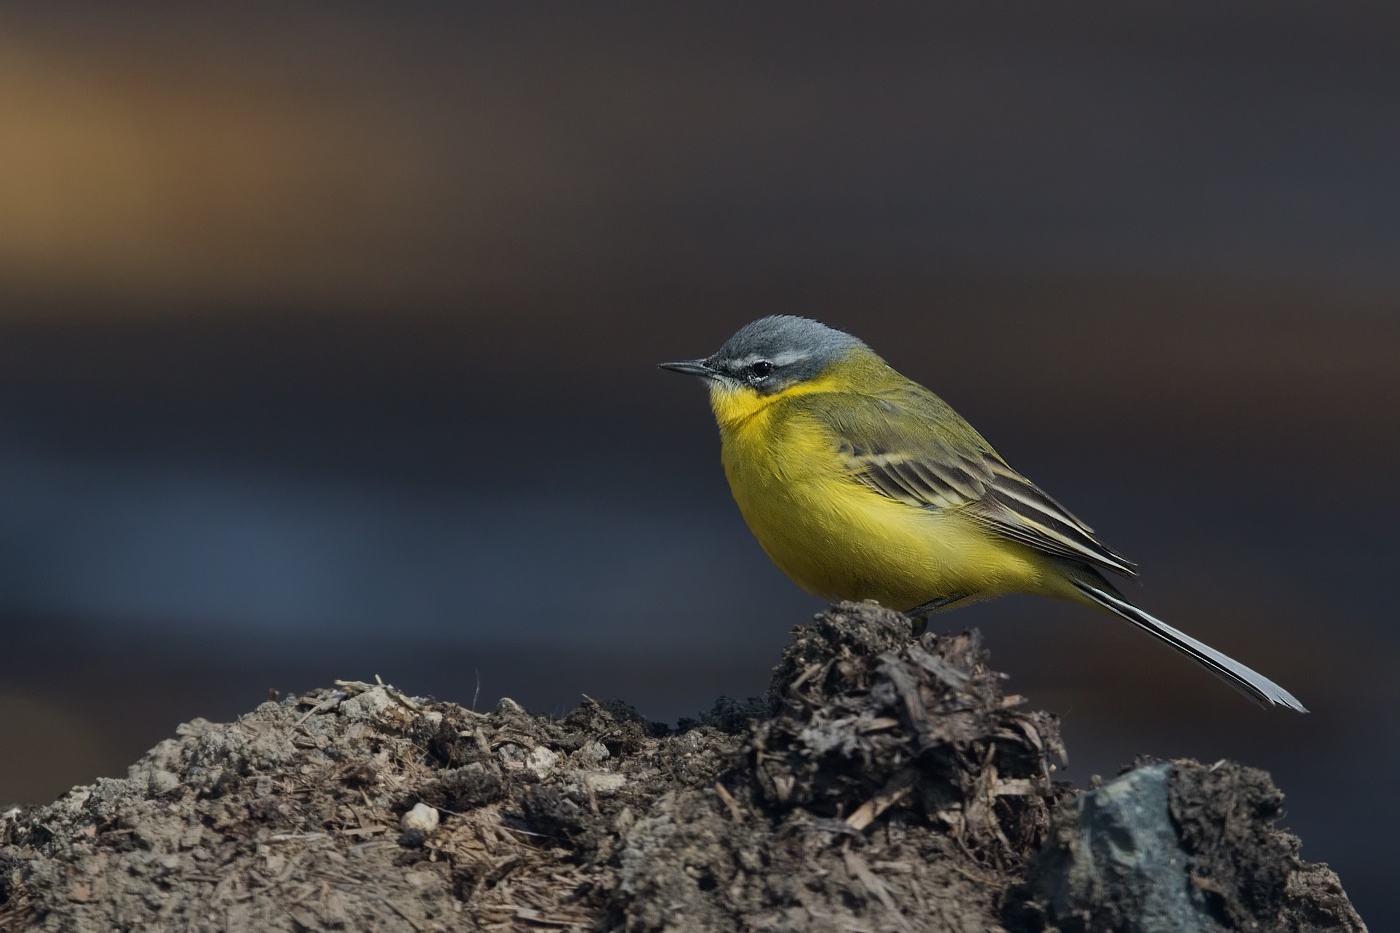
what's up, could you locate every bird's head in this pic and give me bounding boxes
[659,316,866,423]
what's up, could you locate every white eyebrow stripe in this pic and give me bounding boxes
[731,350,809,368]
[770,349,810,366]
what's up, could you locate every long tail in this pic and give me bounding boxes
[1071,580,1308,712]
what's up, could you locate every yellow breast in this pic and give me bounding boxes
[711,381,1048,612]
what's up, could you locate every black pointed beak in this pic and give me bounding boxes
[657,358,716,378]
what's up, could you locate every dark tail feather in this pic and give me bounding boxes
[1071,580,1307,712]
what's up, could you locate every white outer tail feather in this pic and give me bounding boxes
[1072,582,1308,712]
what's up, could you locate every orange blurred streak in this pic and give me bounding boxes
[0,9,591,315]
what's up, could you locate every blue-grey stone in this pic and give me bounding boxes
[1032,763,1222,932]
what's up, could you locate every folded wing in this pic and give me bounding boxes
[807,389,1137,578]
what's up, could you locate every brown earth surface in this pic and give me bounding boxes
[0,603,1366,932]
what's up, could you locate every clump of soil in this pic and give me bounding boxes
[0,602,1365,932]
[1168,760,1365,933]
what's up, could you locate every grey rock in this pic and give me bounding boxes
[1027,763,1219,933]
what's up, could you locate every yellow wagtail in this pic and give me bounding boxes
[661,315,1305,711]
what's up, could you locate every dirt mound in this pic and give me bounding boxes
[0,602,1365,932]
[615,606,1065,932]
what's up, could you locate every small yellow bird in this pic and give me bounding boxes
[661,315,1305,711]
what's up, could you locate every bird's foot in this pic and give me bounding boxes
[904,594,969,638]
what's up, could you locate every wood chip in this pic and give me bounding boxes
[295,695,345,726]
[905,643,971,689]
[992,779,1038,797]
[713,782,745,821]
[842,849,912,933]
[385,899,427,932]
[844,775,915,832]
[514,906,579,927]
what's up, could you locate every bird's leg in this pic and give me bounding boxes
[905,594,969,636]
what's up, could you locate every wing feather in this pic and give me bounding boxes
[809,389,1136,577]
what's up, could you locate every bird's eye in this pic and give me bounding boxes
[750,360,774,379]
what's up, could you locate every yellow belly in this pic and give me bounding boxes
[719,408,1052,612]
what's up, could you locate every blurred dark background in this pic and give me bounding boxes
[0,2,1395,923]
